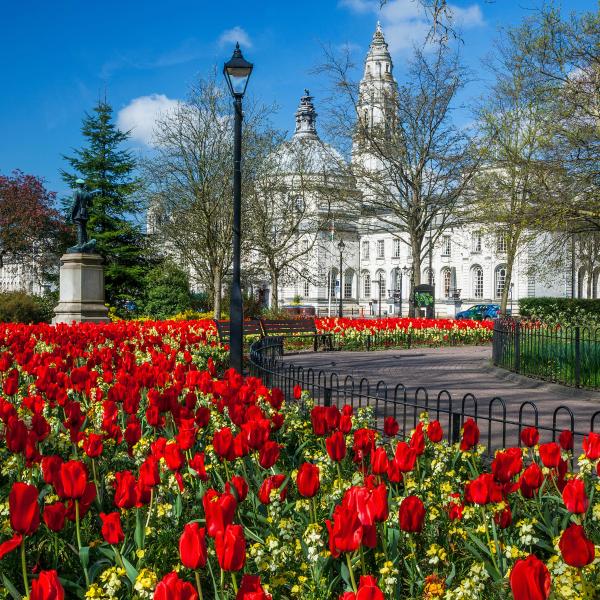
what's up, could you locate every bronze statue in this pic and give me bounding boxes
[67,179,100,253]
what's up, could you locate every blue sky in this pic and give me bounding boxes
[0,0,595,200]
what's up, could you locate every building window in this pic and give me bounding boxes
[393,239,401,258]
[496,234,507,253]
[377,240,385,259]
[424,268,435,287]
[472,266,484,299]
[329,271,337,298]
[442,268,451,298]
[363,272,371,298]
[303,277,310,297]
[344,272,353,299]
[472,231,482,253]
[495,266,507,298]
[375,271,386,297]
[362,241,370,260]
[442,235,451,257]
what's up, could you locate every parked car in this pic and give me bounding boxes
[456,303,506,320]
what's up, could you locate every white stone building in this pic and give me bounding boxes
[270,24,577,317]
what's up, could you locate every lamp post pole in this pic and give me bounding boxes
[399,270,403,317]
[378,274,383,318]
[224,43,253,373]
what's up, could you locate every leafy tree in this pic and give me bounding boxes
[0,170,66,282]
[141,261,193,319]
[62,100,149,311]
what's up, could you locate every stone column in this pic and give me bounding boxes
[52,253,109,324]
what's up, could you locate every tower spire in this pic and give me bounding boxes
[294,89,318,138]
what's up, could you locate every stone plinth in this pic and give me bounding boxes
[53,253,109,324]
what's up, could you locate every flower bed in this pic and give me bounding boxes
[316,317,494,350]
[0,321,598,599]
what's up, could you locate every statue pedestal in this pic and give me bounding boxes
[53,253,109,324]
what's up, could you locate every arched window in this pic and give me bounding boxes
[374,270,386,298]
[328,268,338,299]
[391,268,402,292]
[442,268,451,298]
[423,268,435,288]
[593,269,600,299]
[344,269,354,299]
[472,266,484,299]
[578,267,587,298]
[362,272,371,298]
[495,265,507,298]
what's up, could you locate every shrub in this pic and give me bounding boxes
[519,297,600,325]
[0,291,54,323]
[141,261,194,319]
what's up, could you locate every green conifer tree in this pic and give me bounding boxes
[62,99,149,312]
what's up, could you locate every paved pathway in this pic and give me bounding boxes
[284,346,600,448]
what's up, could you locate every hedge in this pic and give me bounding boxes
[518,297,600,325]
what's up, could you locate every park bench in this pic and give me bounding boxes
[260,318,332,351]
[213,319,264,345]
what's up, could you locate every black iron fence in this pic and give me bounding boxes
[249,336,600,458]
[493,317,600,389]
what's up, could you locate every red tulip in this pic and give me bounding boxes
[213,427,236,461]
[164,442,185,471]
[409,424,425,455]
[494,506,512,529]
[509,555,551,600]
[58,460,88,499]
[538,443,561,468]
[426,420,443,443]
[113,470,138,509]
[179,522,207,569]
[43,503,67,532]
[326,431,346,462]
[9,482,40,536]
[558,430,574,451]
[460,418,479,451]
[562,478,589,514]
[258,440,280,469]
[583,432,600,460]
[491,447,523,483]
[30,569,65,600]
[258,474,287,505]
[466,474,503,505]
[226,475,249,502]
[520,426,539,448]
[370,447,389,475]
[383,417,399,437]
[355,575,385,600]
[189,452,209,481]
[100,512,124,545]
[215,524,246,572]
[326,504,363,557]
[236,575,271,600]
[398,496,425,532]
[154,571,198,600]
[202,489,237,537]
[82,432,103,458]
[297,462,320,498]
[394,442,417,472]
[293,384,302,399]
[559,524,595,568]
[0,533,23,559]
[519,463,544,498]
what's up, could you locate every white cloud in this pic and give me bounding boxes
[340,0,484,54]
[117,94,181,147]
[218,26,253,49]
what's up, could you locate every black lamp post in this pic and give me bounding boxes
[338,239,345,318]
[224,43,253,373]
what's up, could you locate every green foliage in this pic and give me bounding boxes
[519,297,600,325]
[0,291,54,323]
[61,100,151,313]
[141,262,193,320]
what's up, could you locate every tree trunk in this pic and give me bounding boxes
[409,237,423,318]
[500,245,517,315]
[270,269,279,310]
[213,270,222,319]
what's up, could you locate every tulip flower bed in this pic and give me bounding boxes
[315,318,493,351]
[1,321,600,600]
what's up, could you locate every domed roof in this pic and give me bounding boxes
[273,90,345,174]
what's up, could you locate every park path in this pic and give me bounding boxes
[283,346,600,448]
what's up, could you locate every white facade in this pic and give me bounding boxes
[273,24,579,317]
[0,254,49,296]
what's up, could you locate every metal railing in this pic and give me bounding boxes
[493,317,600,389]
[249,336,600,458]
